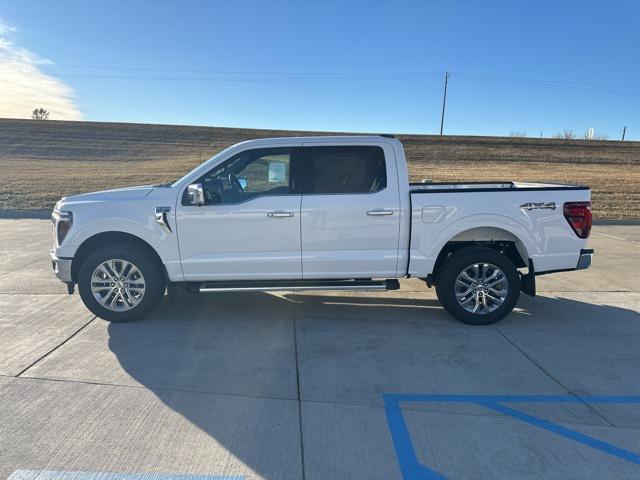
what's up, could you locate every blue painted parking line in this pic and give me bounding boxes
[8,471,244,480]
[383,394,640,480]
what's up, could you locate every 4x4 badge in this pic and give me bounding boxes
[520,202,556,210]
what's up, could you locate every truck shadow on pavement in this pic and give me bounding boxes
[107,291,639,479]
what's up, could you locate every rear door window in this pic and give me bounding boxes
[300,146,387,194]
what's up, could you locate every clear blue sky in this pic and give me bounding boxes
[2,0,639,139]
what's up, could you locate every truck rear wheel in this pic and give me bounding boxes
[435,246,520,325]
[77,243,166,322]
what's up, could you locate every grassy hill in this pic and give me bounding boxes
[1,118,638,218]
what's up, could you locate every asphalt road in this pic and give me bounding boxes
[1,220,639,480]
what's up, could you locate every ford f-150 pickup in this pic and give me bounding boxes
[50,135,593,325]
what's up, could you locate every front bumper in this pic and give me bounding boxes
[51,251,73,283]
[576,249,594,270]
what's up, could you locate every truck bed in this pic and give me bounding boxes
[410,181,588,193]
[407,181,591,276]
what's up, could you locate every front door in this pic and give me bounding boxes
[299,143,401,279]
[176,147,303,281]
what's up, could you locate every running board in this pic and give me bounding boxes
[198,279,400,293]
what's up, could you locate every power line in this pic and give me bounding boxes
[42,64,443,81]
[29,63,637,139]
[37,68,640,99]
[47,73,443,82]
[452,72,640,96]
[453,72,640,91]
[40,63,640,95]
[44,63,444,77]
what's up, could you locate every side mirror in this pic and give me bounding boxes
[186,183,205,206]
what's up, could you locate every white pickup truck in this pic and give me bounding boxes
[50,135,593,325]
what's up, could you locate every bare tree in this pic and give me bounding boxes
[553,130,577,139]
[31,108,50,120]
[510,130,526,138]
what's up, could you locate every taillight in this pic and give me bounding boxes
[563,202,592,239]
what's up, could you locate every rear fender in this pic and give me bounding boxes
[409,214,537,276]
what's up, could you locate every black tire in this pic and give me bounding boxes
[435,246,520,325]
[78,243,166,322]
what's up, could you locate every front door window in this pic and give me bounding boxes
[196,148,292,205]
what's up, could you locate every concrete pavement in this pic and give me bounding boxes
[1,220,639,479]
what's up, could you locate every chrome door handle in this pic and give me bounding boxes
[367,209,394,216]
[267,211,294,218]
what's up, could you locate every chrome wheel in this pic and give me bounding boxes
[90,259,145,312]
[455,263,508,314]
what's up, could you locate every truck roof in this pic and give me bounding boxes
[231,135,399,149]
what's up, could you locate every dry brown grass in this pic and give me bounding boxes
[1,119,639,218]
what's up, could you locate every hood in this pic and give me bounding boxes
[59,185,155,206]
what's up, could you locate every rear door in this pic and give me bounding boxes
[299,143,401,279]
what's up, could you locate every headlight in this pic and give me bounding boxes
[53,210,73,245]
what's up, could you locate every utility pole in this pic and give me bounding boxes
[439,72,449,136]
[621,126,627,142]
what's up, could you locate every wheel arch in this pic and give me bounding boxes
[70,231,165,283]
[431,226,530,281]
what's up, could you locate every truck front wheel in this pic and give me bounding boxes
[435,246,520,325]
[77,243,166,322]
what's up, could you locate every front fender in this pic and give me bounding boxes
[64,218,168,256]
[54,208,183,282]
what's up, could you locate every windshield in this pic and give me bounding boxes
[169,145,236,187]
